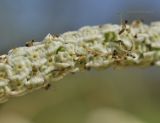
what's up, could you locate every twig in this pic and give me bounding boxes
[0,20,160,103]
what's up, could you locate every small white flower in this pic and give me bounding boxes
[0,21,160,103]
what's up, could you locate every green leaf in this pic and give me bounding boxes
[104,32,117,42]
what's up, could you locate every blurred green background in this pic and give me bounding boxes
[0,0,160,123]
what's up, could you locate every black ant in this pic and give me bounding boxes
[25,40,35,47]
[118,20,128,35]
[134,34,137,39]
[44,83,51,90]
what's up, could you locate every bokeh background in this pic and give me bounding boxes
[0,0,160,123]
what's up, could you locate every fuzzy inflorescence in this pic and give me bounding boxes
[0,20,160,103]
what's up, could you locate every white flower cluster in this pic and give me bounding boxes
[1,20,160,103]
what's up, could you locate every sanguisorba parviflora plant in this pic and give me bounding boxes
[0,20,160,103]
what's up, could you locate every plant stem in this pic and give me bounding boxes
[0,20,160,103]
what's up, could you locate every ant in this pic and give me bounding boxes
[25,40,35,47]
[134,34,137,39]
[44,83,51,90]
[118,20,128,35]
